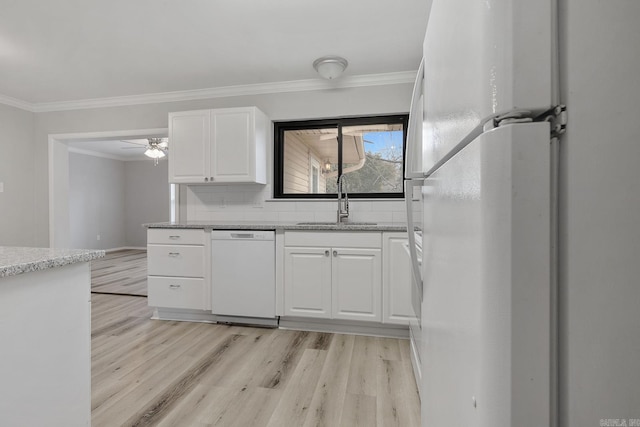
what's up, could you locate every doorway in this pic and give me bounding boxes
[48,128,176,248]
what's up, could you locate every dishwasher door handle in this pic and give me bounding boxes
[230,233,255,239]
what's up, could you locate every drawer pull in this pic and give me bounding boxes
[168,252,180,256]
[169,235,181,239]
[169,284,181,289]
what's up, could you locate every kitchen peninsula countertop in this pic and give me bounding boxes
[0,246,105,278]
[144,220,407,232]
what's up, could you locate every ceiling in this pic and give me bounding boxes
[0,0,429,107]
[67,138,167,161]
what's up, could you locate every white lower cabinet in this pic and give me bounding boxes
[382,232,414,325]
[283,232,382,322]
[331,248,382,321]
[284,247,332,318]
[147,228,209,311]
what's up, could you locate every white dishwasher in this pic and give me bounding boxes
[210,230,276,321]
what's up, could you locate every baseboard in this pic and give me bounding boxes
[151,308,279,327]
[150,308,409,338]
[215,314,279,328]
[151,307,217,323]
[106,246,147,253]
[409,326,422,395]
[279,316,409,339]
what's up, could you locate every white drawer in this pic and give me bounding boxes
[284,231,381,248]
[147,244,204,277]
[148,228,205,245]
[148,277,206,310]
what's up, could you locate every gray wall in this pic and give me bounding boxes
[69,152,126,249]
[33,84,413,246]
[124,159,170,247]
[68,153,170,249]
[0,104,35,246]
[558,0,640,425]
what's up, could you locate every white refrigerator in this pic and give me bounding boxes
[407,0,640,426]
[404,1,562,426]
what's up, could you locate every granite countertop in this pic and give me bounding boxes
[0,246,105,278]
[144,220,407,232]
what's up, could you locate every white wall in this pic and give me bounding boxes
[0,104,35,246]
[124,159,170,247]
[69,152,126,249]
[558,0,640,425]
[33,84,413,246]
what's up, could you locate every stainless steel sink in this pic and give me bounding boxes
[296,221,377,226]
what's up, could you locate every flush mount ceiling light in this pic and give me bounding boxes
[313,56,348,80]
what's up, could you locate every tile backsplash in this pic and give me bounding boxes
[185,185,410,223]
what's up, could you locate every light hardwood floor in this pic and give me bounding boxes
[91,293,421,426]
[91,249,147,296]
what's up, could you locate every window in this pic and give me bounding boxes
[274,115,408,198]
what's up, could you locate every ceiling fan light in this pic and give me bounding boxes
[144,148,165,159]
[313,56,348,80]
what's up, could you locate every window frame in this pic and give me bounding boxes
[273,114,408,199]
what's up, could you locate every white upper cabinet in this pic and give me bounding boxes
[168,107,269,184]
[168,110,210,183]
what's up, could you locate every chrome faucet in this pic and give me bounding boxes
[337,174,349,223]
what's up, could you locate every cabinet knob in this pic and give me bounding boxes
[325,250,330,257]
[333,250,338,257]
[204,177,209,182]
[210,176,214,181]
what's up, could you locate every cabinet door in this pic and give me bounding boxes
[210,108,255,183]
[382,234,414,324]
[332,248,382,322]
[168,110,210,183]
[284,247,332,318]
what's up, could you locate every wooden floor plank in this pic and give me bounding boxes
[340,393,378,427]
[266,349,328,427]
[347,335,379,397]
[376,358,421,427]
[302,334,355,427]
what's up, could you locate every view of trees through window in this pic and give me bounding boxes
[275,116,407,198]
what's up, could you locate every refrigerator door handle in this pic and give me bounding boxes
[405,58,425,179]
[405,179,424,290]
[422,108,540,179]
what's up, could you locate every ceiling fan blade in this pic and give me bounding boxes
[120,139,148,146]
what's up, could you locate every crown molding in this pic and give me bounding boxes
[0,93,35,112]
[0,71,416,113]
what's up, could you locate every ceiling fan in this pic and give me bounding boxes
[121,138,168,165]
